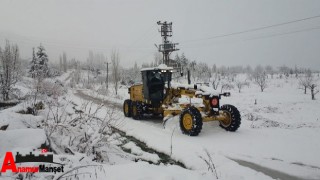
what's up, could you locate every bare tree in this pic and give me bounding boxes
[235,80,247,93]
[196,62,211,83]
[189,60,197,82]
[70,61,82,88]
[212,64,217,74]
[211,73,220,90]
[63,52,67,73]
[0,41,21,101]
[252,65,268,92]
[309,83,319,100]
[111,50,121,95]
[303,70,319,100]
[154,51,162,66]
[279,65,290,78]
[265,65,274,79]
[299,69,313,94]
[220,80,234,93]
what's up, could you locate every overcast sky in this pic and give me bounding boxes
[1,0,320,70]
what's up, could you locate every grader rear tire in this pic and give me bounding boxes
[123,99,132,117]
[179,106,203,136]
[219,104,241,132]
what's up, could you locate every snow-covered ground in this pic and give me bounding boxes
[1,73,320,180]
[81,75,320,180]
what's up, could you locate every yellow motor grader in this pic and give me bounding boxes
[123,65,241,136]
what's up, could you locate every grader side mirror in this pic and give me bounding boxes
[222,92,231,97]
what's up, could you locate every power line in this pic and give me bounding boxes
[180,14,320,43]
[245,26,320,41]
[180,25,320,49]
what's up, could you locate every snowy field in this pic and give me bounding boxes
[79,74,320,180]
[1,72,320,180]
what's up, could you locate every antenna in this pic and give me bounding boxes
[157,21,179,66]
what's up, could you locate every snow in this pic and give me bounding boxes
[141,64,174,71]
[105,161,212,180]
[78,75,320,179]
[0,129,46,156]
[122,142,160,163]
[1,72,320,180]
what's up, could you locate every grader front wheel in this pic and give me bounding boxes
[219,104,241,131]
[179,106,203,136]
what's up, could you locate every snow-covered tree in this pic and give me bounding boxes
[252,65,268,92]
[220,80,234,93]
[279,65,290,78]
[299,70,319,100]
[309,81,319,100]
[299,70,312,94]
[180,53,189,68]
[70,60,81,88]
[36,44,49,77]
[0,41,21,100]
[212,64,217,74]
[30,48,37,78]
[235,79,248,93]
[129,61,141,83]
[265,65,274,79]
[211,73,220,90]
[154,52,162,66]
[189,60,197,82]
[245,65,253,76]
[30,44,49,78]
[111,50,121,95]
[196,62,211,82]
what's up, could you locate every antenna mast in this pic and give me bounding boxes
[157,21,179,66]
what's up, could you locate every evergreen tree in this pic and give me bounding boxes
[29,48,38,78]
[212,64,217,73]
[174,54,180,64]
[30,44,49,78]
[180,53,189,67]
[37,44,49,77]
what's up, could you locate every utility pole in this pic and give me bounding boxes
[105,62,110,89]
[156,21,179,66]
[187,70,191,84]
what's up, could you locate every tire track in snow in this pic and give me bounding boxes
[229,158,314,180]
[74,90,122,109]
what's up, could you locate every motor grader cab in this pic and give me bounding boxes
[123,65,173,119]
[123,21,241,136]
[141,67,172,107]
